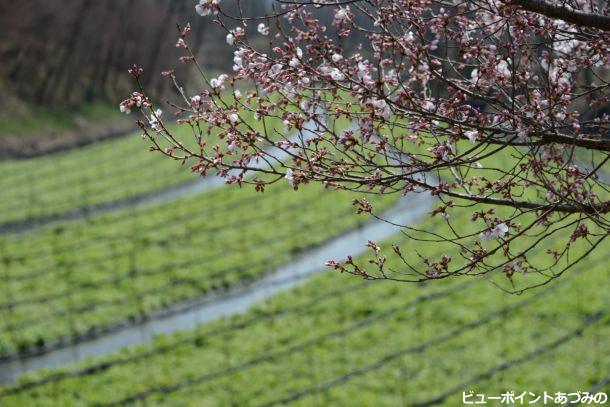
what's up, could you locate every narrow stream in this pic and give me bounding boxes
[0,193,433,385]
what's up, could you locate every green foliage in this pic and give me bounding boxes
[0,214,607,405]
[0,113,281,225]
[0,179,395,356]
[0,109,606,405]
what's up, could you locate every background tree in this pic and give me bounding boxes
[0,0,271,108]
[125,0,610,293]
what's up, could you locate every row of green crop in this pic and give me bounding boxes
[2,190,341,309]
[1,180,291,274]
[0,127,186,224]
[0,181,396,357]
[0,108,283,225]
[1,210,607,406]
[1,135,604,358]
[0,181,363,288]
[7,99,596,228]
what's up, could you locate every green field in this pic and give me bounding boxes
[0,213,607,406]
[0,109,281,225]
[0,127,193,225]
[0,112,607,405]
[0,180,395,357]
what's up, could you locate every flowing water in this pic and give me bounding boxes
[0,193,433,384]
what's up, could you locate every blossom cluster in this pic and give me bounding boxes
[126,0,610,290]
[195,0,220,17]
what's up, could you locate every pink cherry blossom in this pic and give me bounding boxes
[128,0,610,291]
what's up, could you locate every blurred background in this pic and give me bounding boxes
[0,1,607,405]
[0,0,246,158]
[0,0,369,158]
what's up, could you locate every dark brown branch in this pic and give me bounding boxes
[511,0,610,31]
[539,133,610,151]
[441,190,610,214]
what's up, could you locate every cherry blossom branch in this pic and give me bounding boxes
[510,0,610,31]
